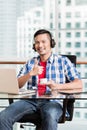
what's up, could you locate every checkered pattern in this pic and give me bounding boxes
[18,54,80,92]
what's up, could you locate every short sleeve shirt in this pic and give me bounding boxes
[18,54,80,92]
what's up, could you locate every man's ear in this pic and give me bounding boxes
[32,44,36,51]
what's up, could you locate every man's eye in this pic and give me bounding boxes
[42,41,45,43]
[35,42,39,44]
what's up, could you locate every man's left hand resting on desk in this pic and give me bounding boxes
[44,78,82,91]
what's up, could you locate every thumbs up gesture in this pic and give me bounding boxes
[30,59,43,76]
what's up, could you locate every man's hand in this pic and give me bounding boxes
[30,59,43,76]
[45,80,56,90]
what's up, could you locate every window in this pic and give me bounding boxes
[66,42,71,47]
[66,0,72,5]
[85,42,87,47]
[36,11,41,17]
[66,32,71,37]
[85,72,87,78]
[75,101,80,107]
[66,12,71,18]
[58,42,61,47]
[85,32,87,37]
[75,112,80,118]
[75,42,81,47]
[85,22,87,28]
[84,103,87,107]
[58,23,61,29]
[75,22,81,28]
[85,83,87,90]
[66,22,71,28]
[58,0,61,4]
[85,64,87,68]
[76,0,87,5]
[85,52,87,57]
[75,52,81,57]
[50,13,53,19]
[75,12,80,17]
[58,32,61,38]
[75,32,80,37]
[50,23,53,29]
[58,13,61,18]
[76,64,81,68]
[84,113,87,119]
[67,52,71,55]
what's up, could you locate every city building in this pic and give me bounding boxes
[57,0,87,121]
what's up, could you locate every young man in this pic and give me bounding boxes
[0,29,82,130]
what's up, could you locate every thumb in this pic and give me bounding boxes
[34,59,39,66]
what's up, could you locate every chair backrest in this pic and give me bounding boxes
[59,54,76,123]
[62,54,76,66]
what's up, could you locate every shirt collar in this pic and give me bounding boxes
[37,53,54,64]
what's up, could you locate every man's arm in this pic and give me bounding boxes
[18,72,32,88]
[18,60,43,88]
[45,78,83,91]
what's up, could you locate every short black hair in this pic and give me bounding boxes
[34,29,52,39]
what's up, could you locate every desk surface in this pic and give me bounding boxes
[0,88,86,99]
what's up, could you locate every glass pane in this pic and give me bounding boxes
[56,0,87,126]
[0,0,56,59]
[75,42,81,47]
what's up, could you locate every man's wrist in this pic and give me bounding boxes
[50,82,56,90]
[29,71,33,77]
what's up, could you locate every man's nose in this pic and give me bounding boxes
[39,42,43,47]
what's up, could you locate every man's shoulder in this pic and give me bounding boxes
[53,54,65,59]
[52,54,69,64]
[26,56,39,64]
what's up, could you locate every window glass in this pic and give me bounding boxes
[0,0,56,58]
[75,32,80,37]
[75,12,80,17]
[66,32,71,37]
[66,42,71,47]
[84,113,87,119]
[85,52,87,57]
[66,22,71,28]
[58,23,61,29]
[85,72,87,78]
[75,102,80,107]
[85,42,87,47]
[75,42,81,47]
[75,22,80,28]
[76,64,81,68]
[85,32,87,37]
[85,22,87,28]
[66,0,72,5]
[75,52,81,57]
[84,103,87,107]
[85,64,87,68]
[66,12,71,18]
[75,112,80,117]
[76,0,87,5]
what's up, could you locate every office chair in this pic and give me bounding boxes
[9,54,76,130]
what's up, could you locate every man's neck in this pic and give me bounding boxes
[40,52,52,62]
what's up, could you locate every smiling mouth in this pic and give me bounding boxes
[38,49,45,52]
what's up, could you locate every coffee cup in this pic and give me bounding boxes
[40,78,47,84]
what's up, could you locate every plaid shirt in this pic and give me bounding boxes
[18,53,80,92]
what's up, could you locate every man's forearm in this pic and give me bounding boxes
[18,72,32,88]
[54,79,83,90]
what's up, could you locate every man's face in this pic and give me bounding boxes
[34,33,51,55]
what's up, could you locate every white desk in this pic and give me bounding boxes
[0,88,85,99]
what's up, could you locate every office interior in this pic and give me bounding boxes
[0,0,87,130]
